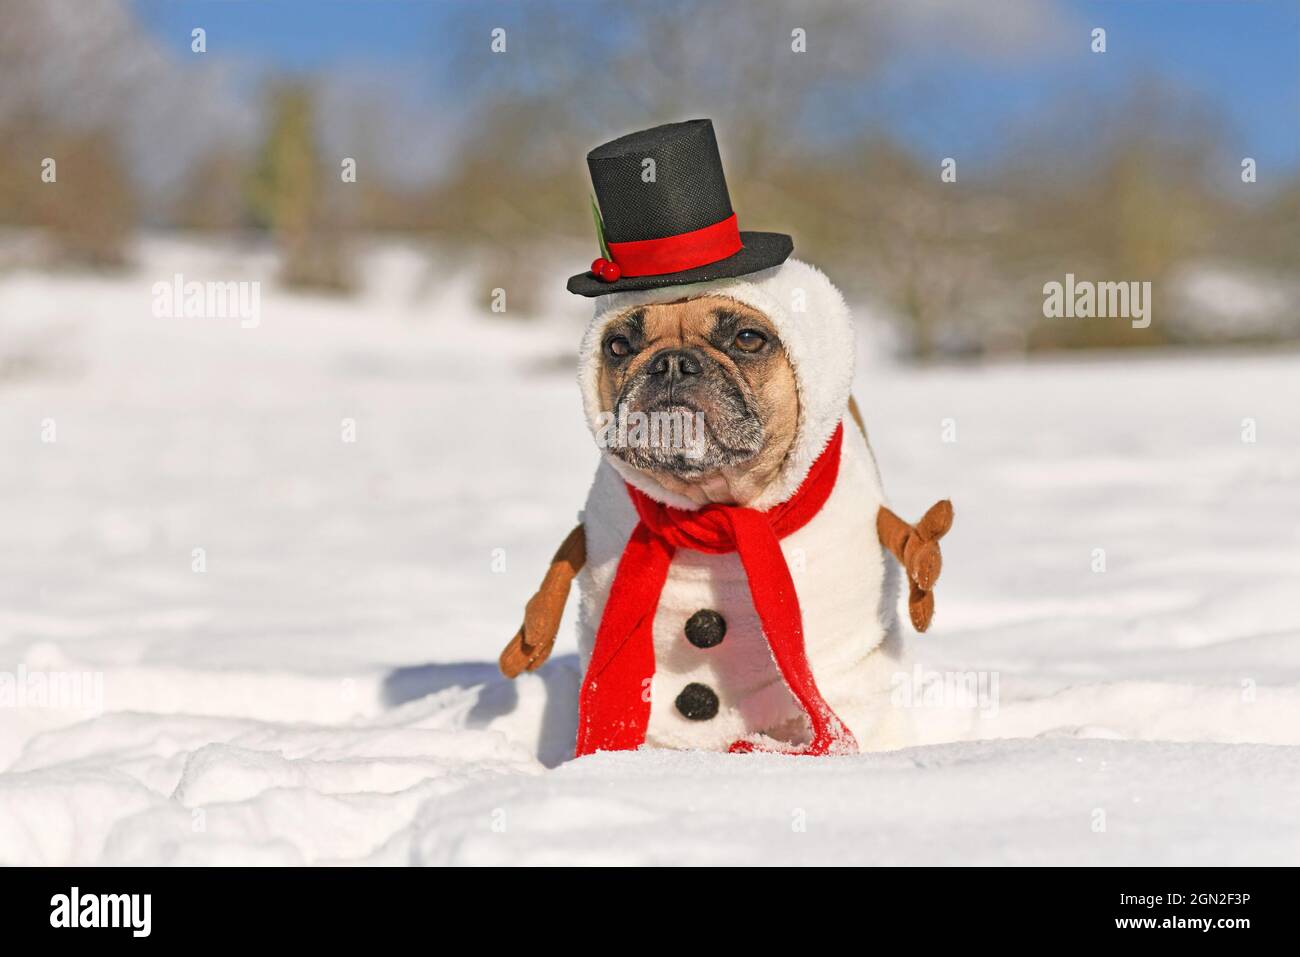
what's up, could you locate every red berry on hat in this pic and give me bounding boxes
[598,260,622,282]
[591,258,607,275]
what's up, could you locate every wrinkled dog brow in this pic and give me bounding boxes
[707,306,779,344]
[608,300,776,347]
[614,307,646,338]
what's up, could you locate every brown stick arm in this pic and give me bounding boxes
[499,524,587,678]
[877,501,953,632]
[850,394,954,633]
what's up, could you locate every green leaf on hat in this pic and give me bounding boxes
[589,194,611,261]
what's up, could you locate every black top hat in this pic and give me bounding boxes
[567,119,793,297]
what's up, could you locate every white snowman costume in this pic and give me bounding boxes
[574,258,912,753]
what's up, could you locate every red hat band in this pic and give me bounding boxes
[601,213,742,280]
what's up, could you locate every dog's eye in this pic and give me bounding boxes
[734,329,767,353]
[605,335,632,358]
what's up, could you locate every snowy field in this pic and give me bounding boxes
[2,236,1298,865]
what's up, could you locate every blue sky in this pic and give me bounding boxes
[131,0,1299,172]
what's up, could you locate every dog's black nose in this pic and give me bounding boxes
[647,349,702,378]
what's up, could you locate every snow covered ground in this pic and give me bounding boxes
[2,236,1298,865]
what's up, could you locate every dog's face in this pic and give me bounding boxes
[594,295,799,504]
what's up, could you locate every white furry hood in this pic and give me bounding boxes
[577,258,856,511]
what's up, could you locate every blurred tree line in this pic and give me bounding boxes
[1,0,1296,355]
[0,1,137,266]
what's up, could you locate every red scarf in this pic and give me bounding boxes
[576,423,857,757]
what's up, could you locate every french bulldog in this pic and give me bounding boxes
[500,259,951,755]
